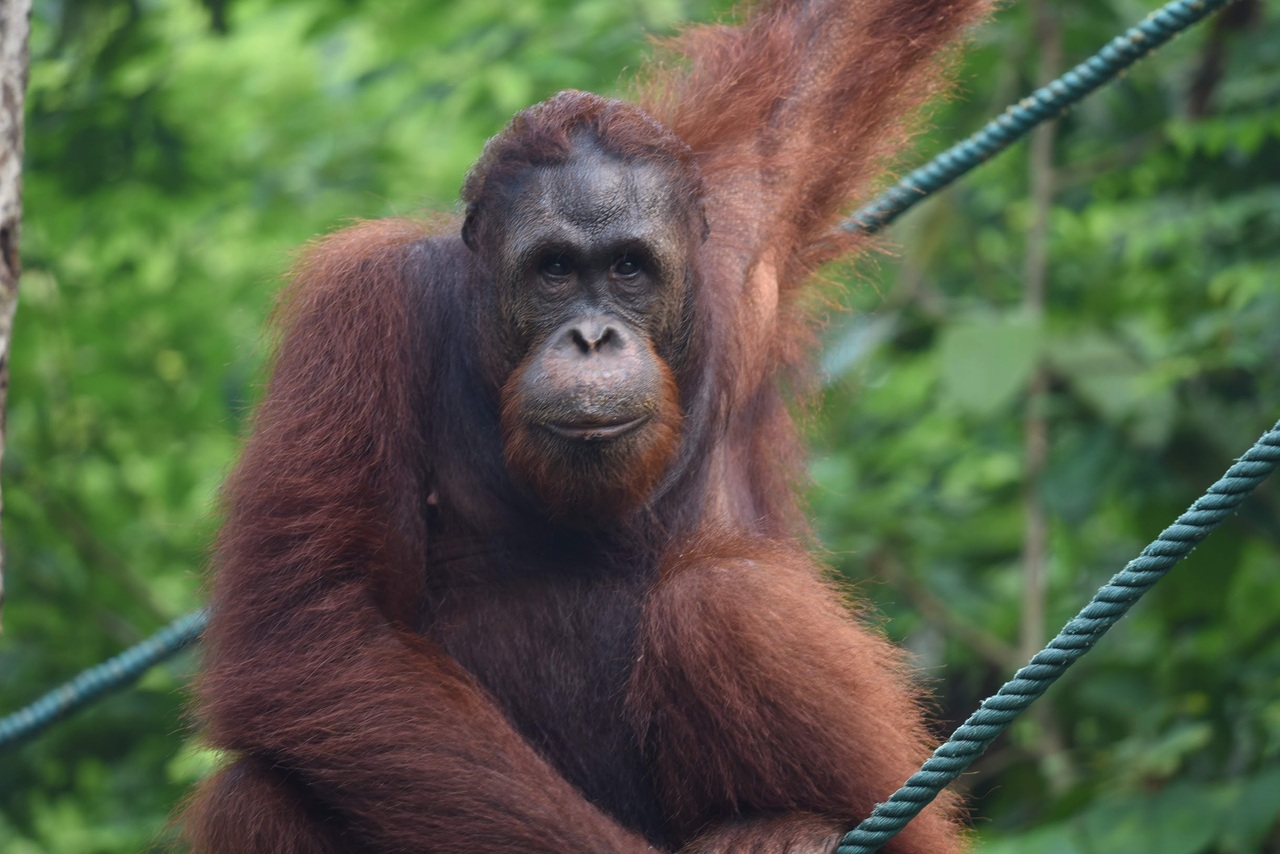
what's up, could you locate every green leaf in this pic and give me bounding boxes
[937,312,1041,415]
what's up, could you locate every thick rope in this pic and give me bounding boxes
[0,607,208,752]
[837,420,1280,854]
[846,0,1242,235]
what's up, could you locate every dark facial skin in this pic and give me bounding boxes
[478,145,697,520]
[487,147,695,358]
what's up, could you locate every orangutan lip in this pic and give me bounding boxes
[544,415,649,441]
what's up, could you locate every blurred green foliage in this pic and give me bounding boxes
[1,0,1277,851]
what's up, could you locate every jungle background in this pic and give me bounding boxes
[1,0,1278,850]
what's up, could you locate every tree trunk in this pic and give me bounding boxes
[0,0,31,631]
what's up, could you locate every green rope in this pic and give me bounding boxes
[846,0,1242,235]
[837,419,1280,854]
[0,607,208,752]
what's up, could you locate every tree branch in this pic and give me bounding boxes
[0,0,32,631]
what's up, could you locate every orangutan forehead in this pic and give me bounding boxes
[519,151,685,230]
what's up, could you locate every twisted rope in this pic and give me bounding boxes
[837,420,1280,854]
[0,607,209,752]
[846,0,1241,235]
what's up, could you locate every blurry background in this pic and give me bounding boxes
[1,0,1278,850]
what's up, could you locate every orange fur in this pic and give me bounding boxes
[184,0,993,850]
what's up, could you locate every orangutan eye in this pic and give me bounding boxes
[613,255,642,278]
[540,254,575,279]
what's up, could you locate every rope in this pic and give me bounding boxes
[837,419,1280,854]
[846,0,1242,235]
[0,607,208,752]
